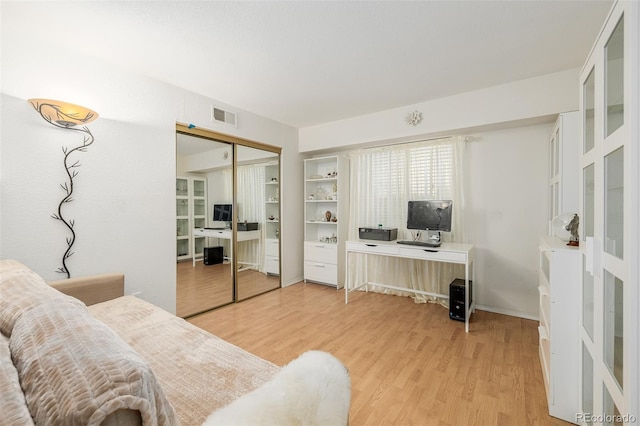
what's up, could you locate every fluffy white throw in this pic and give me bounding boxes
[203,350,351,426]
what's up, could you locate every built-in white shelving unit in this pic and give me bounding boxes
[303,155,349,288]
[264,162,280,275]
[538,235,580,422]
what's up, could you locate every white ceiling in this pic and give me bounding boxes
[2,1,613,128]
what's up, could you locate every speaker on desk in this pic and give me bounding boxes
[204,246,223,265]
[449,278,472,322]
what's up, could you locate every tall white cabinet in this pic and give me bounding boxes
[548,111,580,226]
[538,236,581,422]
[578,1,638,423]
[176,176,207,261]
[303,156,349,288]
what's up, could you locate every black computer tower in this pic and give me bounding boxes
[203,246,223,265]
[449,278,472,322]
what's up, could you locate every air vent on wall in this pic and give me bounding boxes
[211,105,237,127]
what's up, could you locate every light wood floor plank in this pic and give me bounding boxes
[188,282,570,425]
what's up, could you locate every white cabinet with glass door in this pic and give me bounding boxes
[548,111,580,230]
[176,177,190,260]
[578,2,638,423]
[176,176,207,261]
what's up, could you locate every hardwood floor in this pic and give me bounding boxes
[188,282,571,425]
[176,261,233,317]
[176,260,280,318]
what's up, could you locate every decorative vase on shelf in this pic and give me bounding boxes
[552,213,580,246]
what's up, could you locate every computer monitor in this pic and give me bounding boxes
[407,200,452,232]
[212,204,233,222]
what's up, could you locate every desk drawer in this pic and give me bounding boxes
[305,242,337,264]
[398,247,466,262]
[346,241,399,255]
[304,261,337,285]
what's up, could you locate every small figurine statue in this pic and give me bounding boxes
[566,213,580,246]
[325,211,332,222]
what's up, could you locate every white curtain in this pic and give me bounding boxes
[221,168,233,203]
[347,136,467,305]
[236,164,266,271]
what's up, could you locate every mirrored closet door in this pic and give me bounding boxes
[175,125,281,317]
[176,133,234,317]
[235,145,280,301]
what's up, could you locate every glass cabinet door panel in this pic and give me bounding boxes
[193,217,205,229]
[583,164,595,241]
[193,199,206,217]
[605,16,624,137]
[176,199,188,217]
[553,182,559,217]
[176,239,189,258]
[603,269,624,389]
[553,129,560,176]
[177,218,189,238]
[603,385,623,425]
[583,68,596,154]
[583,344,594,425]
[604,147,623,258]
[176,178,188,197]
[192,179,205,197]
[583,255,595,340]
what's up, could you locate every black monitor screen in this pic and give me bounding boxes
[407,200,452,232]
[213,204,233,221]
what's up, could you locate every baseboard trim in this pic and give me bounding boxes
[282,276,304,287]
[475,304,538,321]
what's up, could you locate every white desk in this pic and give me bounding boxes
[192,228,261,268]
[345,240,475,332]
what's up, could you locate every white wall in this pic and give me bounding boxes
[1,30,302,313]
[465,123,552,318]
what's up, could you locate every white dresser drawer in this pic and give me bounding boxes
[265,255,279,275]
[398,247,467,263]
[265,239,279,256]
[538,285,551,329]
[346,241,399,256]
[304,242,337,264]
[304,261,337,285]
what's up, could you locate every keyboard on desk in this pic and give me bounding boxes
[397,240,441,248]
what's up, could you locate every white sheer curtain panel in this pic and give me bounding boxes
[236,164,265,271]
[347,137,467,305]
[221,168,233,203]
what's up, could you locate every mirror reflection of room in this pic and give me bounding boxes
[236,145,280,301]
[176,134,233,317]
[176,133,281,317]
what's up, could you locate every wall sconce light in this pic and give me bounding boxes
[28,98,99,278]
